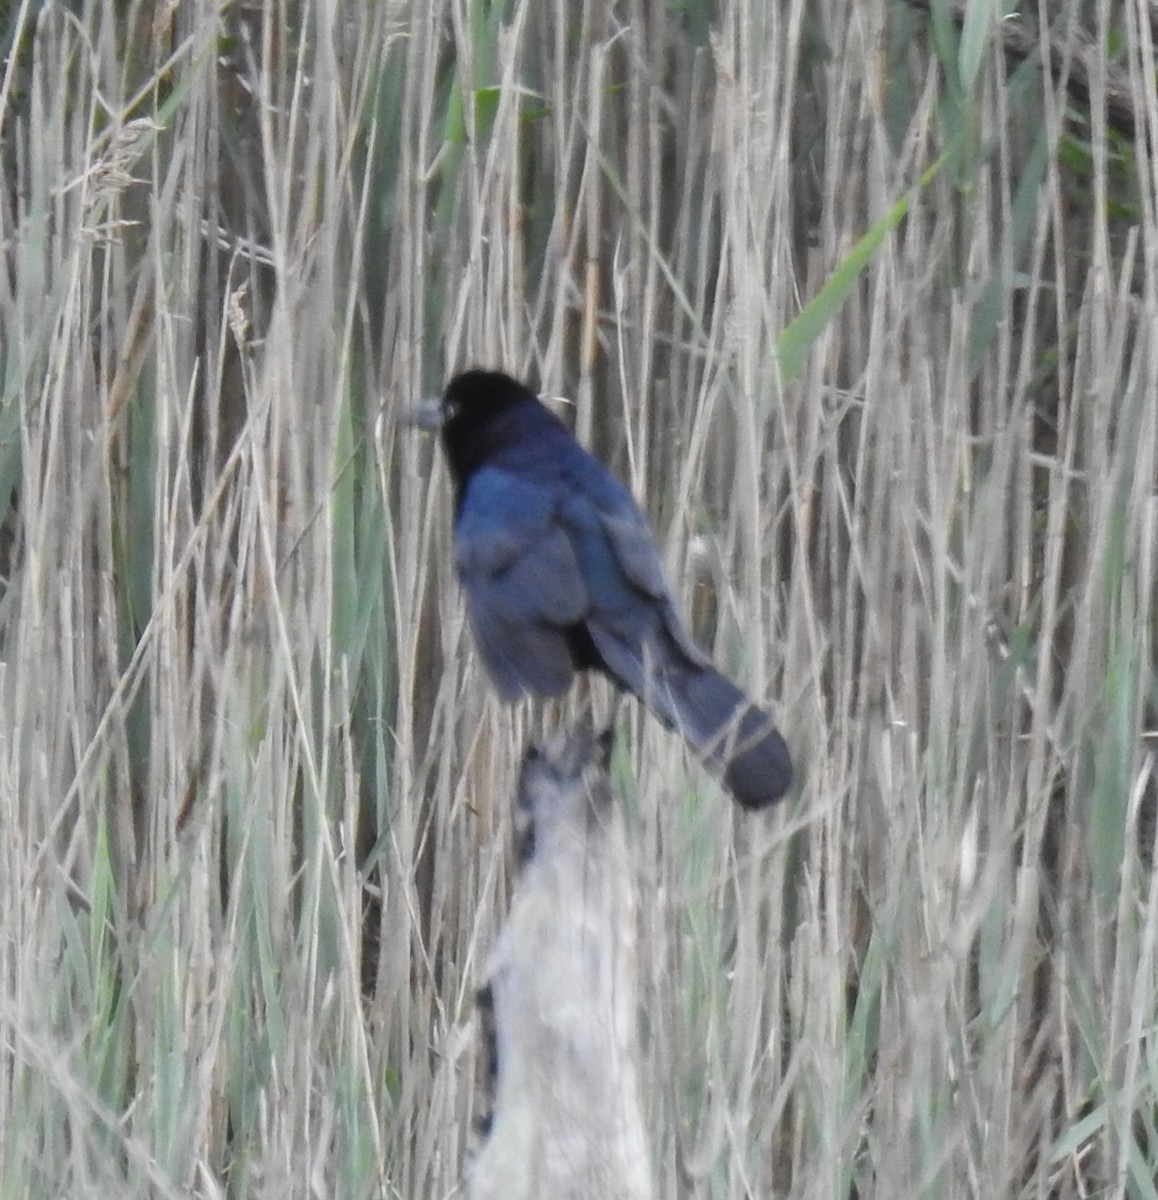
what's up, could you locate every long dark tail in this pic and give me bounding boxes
[590,627,792,809]
[657,662,793,809]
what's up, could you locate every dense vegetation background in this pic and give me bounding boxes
[1,0,1155,1195]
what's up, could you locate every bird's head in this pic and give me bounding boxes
[406,369,561,486]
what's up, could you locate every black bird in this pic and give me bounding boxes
[410,369,792,809]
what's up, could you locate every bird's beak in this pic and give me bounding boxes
[402,397,444,431]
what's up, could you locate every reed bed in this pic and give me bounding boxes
[0,0,1155,1195]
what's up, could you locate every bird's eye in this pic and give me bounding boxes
[444,398,459,422]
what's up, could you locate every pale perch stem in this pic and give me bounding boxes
[466,726,653,1200]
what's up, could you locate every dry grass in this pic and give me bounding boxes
[0,0,1155,1196]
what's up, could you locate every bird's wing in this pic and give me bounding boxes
[454,467,589,700]
[595,496,708,668]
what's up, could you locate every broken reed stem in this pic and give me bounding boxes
[466,726,653,1200]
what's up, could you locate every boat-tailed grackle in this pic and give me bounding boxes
[409,369,793,810]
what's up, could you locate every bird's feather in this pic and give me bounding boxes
[427,369,794,808]
[462,583,577,699]
[454,466,588,698]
